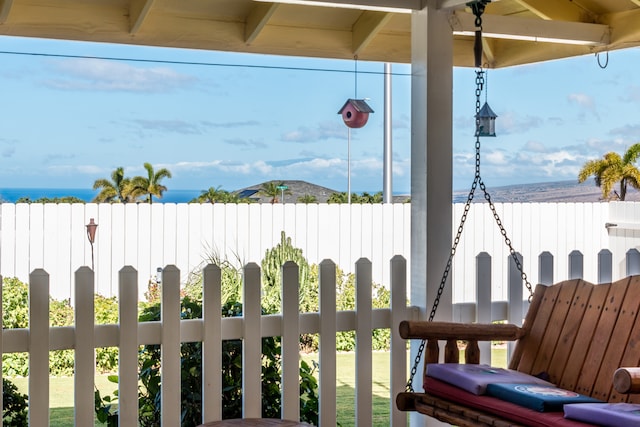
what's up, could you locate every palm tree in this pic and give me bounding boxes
[129,163,172,204]
[297,194,317,204]
[195,186,226,203]
[92,167,133,203]
[260,181,290,203]
[578,143,640,201]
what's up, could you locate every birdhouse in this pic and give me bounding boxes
[338,98,374,129]
[476,102,497,137]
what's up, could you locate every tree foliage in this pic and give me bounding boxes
[578,143,640,201]
[92,167,134,203]
[260,181,291,203]
[92,164,173,203]
[190,186,251,204]
[297,194,317,203]
[327,191,384,203]
[15,196,85,204]
[128,162,172,203]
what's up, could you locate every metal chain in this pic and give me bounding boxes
[405,67,533,392]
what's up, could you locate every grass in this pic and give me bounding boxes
[302,351,395,426]
[9,375,117,427]
[5,348,508,426]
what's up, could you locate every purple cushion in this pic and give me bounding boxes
[564,403,640,427]
[426,363,553,395]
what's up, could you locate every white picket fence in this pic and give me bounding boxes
[0,257,412,427]
[4,248,640,426]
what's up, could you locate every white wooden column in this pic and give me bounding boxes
[410,3,454,426]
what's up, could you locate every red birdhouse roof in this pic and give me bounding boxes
[337,98,374,114]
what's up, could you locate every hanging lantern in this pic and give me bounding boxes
[338,98,374,129]
[476,102,497,137]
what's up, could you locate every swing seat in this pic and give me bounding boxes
[397,276,640,427]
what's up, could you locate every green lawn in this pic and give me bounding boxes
[9,375,117,427]
[6,348,507,426]
[302,351,395,427]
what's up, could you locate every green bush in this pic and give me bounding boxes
[1,277,121,376]
[96,297,320,426]
[3,378,28,426]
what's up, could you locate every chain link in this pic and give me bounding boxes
[405,66,533,393]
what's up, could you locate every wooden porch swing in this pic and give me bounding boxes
[395,2,640,425]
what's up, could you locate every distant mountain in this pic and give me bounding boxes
[453,180,640,203]
[235,180,339,203]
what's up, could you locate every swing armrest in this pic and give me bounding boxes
[399,321,526,364]
[399,320,525,342]
[614,367,640,394]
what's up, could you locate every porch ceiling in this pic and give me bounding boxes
[0,0,637,68]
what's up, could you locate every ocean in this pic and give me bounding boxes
[0,188,202,204]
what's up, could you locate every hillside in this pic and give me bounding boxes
[454,180,640,203]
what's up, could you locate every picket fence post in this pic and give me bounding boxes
[242,262,262,418]
[627,249,640,276]
[118,266,139,426]
[318,259,337,426]
[74,266,95,426]
[355,258,373,426]
[597,249,612,283]
[390,255,408,427]
[161,265,182,426]
[202,263,223,423]
[29,269,49,427]
[281,260,301,420]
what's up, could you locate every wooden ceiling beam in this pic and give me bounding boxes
[451,10,609,45]
[260,0,420,11]
[245,2,280,45]
[0,0,13,24]
[437,0,469,10]
[603,8,640,47]
[130,0,156,34]
[352,11,392,56]
[514,0,588,21]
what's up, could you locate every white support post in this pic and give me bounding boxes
[410,3,454,426]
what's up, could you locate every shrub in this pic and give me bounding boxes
[96,298,320,426]
[3,378,28,426]
[1,277,121,375]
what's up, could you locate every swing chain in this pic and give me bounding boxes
[405,68,533,393]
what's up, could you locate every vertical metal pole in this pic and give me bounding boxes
[383,62,393,203]
[348,127,351,204]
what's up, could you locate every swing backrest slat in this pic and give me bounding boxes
[509,276,640,402]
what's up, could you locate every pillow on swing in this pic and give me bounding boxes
[426,363,553,395]
[564,403,640,426]
[486,383,602,412]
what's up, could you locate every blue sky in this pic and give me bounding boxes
[0,35,639,195]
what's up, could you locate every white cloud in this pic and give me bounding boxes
[568,93,594,109]
[281,121,345,142]
[484,150,509,165]
[523,141,547,153]
[45,58,196,92]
